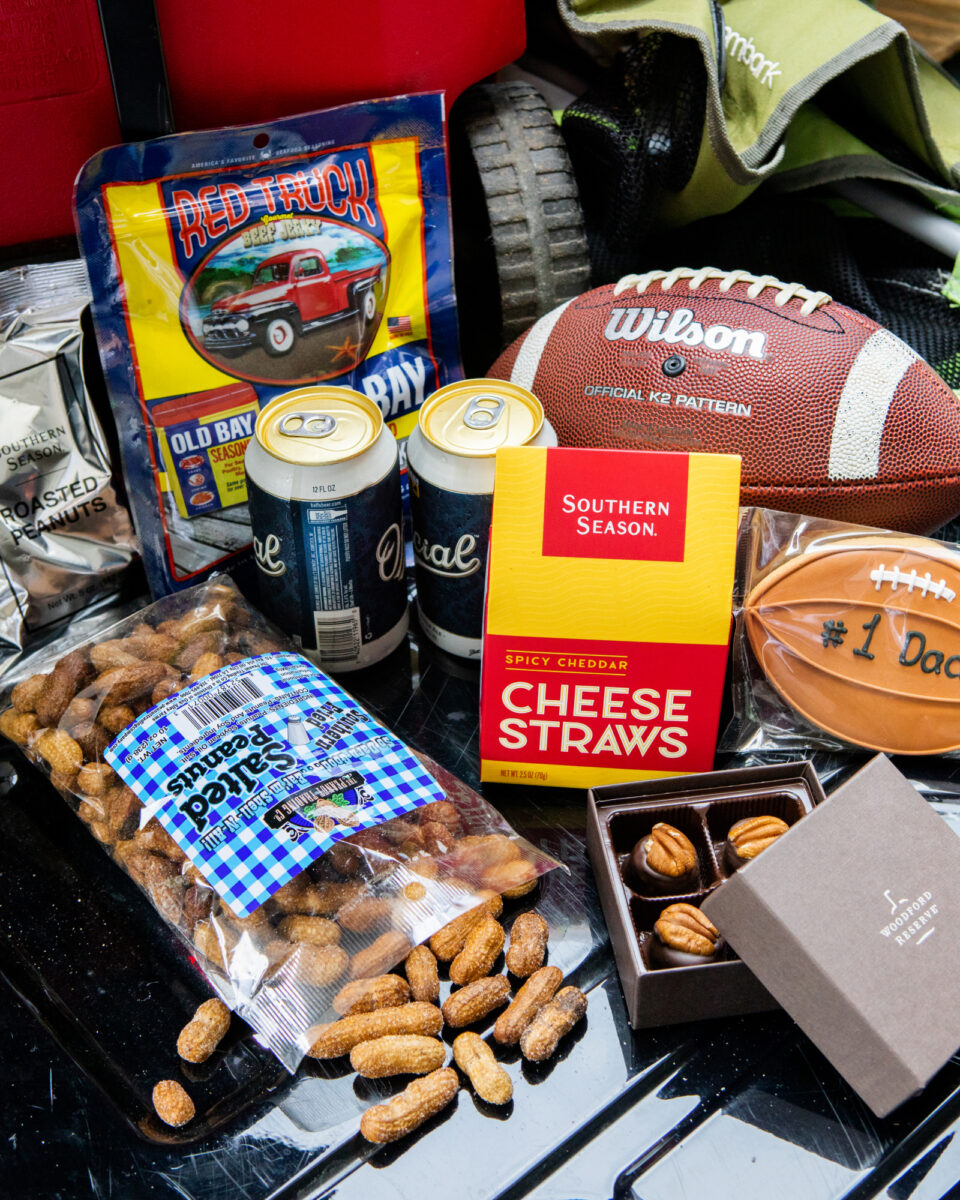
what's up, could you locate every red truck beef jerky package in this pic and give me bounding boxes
[74,94,461,598]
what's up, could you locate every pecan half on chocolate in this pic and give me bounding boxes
[654,903,720,958]
[726,815,789,864]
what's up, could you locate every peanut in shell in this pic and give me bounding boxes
[452,1032,513,1104]
[519,985,588,1062]
[482,858,539,897]
[417,800,460,834]
[189,651,224,679]
[337,896,392,933]
[35,728,83,775]
[359,1067,458,1144]
[177,998,231,1063]
[0,708,38,746]
[277,915,341,946]
[420,820,457,856]
[90,640,141,671]
[10,674,46,713]
[291,943,349,987]
[307,1002,443,1059]
[76,762,116,797]
[505,912,549,977]
[350,1034,445,1078]
[36,651,94,727]
[405,944,440,1003]
[447,833,521,876]
[152,1080,195,1127]
[271,879,362,916]
[332,973,410,1016]
[449,915,504,985]
[96,661,167,706]
[493,964,563,1045]
[349,930,412,980]
[441,975,511,1028]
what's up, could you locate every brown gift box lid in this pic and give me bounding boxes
[702,754,960,1117]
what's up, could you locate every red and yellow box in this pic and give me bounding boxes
[479,446,741,788]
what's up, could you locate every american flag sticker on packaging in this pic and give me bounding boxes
[104,652,445,916]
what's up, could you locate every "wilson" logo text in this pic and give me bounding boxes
[604,307,767,359]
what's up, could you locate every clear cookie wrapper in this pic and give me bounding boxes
[0,260,139,682]
[0,576,560,1070]
[723,507,960,759]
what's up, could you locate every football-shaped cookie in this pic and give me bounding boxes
[488,267,960,534]
[744,536,960,753]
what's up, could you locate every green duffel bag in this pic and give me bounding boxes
[560,0,960,265]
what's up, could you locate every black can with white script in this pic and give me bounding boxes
[245,387,407,672]
[406,380,555,659]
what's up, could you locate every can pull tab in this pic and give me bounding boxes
[278,412,338,438]
[463,395,505,430]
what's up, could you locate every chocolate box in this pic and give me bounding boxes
[703,755,960,1117]
[586,762,826,1029]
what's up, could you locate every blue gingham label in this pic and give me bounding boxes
[104,652,445,916]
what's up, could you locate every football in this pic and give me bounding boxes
[744,535,960,754]
[487,267,960,534]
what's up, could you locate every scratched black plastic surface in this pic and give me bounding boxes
[3,631,960,1199]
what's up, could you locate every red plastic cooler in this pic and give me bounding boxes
[156,0,525,130]
[0,0,524,248]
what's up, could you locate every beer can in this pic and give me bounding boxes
[245,387,408,672]
[406,379,556,659]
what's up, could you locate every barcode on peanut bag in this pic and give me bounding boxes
[314,608,361,662]
[170,675,265,736]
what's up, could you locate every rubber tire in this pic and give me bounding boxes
[263,315,297,356]
[361,288,377,324]
[451,81,590,373]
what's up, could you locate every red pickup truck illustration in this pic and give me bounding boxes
[200,249,386,357]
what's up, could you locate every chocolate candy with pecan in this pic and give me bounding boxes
[628,822,698,894]
[650,903,723,969]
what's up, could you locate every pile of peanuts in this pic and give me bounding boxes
[152,998,233,1128]
[319,896,587,1144]
[153,894,587,1140]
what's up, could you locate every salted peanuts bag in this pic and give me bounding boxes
[0,577,558,1071]
[75,93,461,598]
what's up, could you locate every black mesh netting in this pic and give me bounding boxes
[561,32,707,282]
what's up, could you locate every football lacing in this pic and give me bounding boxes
[613,267,832,317]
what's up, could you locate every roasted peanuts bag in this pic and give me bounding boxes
[0,261,139,678]
[0,577,558,1070]
[75,93,461,598]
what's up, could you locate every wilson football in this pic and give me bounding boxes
[487,267,960,534]
[744,535,960,754]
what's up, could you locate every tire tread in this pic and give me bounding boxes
[457,82,590,348]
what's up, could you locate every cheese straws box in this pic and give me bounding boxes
[480,447,740,787]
